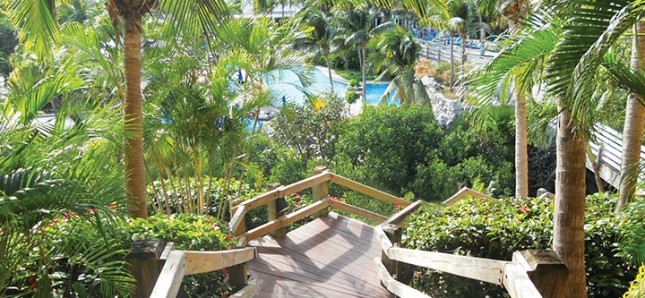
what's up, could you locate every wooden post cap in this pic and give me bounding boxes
[127,240,167,259]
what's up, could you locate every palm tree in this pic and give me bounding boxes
[293,6,337,92]
[333,7,383,102]
[545,0,645,212]
[448,17,465,91]
[9,0,232,218]
[369,25,430,104]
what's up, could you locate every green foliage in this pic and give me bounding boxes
[349,78,359,87]
[404,194,639,297]
[147,176,257,219]
[345,90,358,103]
[624,265,645,298]
[271,96,346,165]
[334,105,442,196]
[0,13,17,75]
[129,214,235,297]
[617,200,645,266]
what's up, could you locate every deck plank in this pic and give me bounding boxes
[248,212,393,298]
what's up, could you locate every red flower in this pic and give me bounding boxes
[518,206,530,214]
[394,203,401,212]
[226,234,232,242]
[28,276,37,289]
[222,268,229,277]
[330,196,339,201]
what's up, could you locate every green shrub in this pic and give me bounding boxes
[404,194,638,297]
[349,79,359,87]
[624,265,645,298]
[345,90,358,103]
[129,214,235,297]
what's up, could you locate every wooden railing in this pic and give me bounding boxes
[229,167,414,247]
[442,186,493,205]
[374,196,568,298]
[129,241,258,298]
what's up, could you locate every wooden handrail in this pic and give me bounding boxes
[379,200,423,227]
[373,258,431,298]
[329,173,411,207]
[442,187,493,206]
[150,248,257,298]
[388,247,507,285]
[236,198,330,246]
[230,170,414,244]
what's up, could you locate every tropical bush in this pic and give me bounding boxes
[345,90,358,103]
[404,194,640,297]
[334,106,514,200]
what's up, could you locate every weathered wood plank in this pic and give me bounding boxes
[229,205,248,236]
[379,200,423,227]
[150,251,186,298]
[442,187,493,206]
[388,247,506,285]
[238,199,330,245]
[329,200,388,223]
[239,189,280,211]
[229,280,258,298]
[374,226,394,256]
[279,172,331,197]
[513,250,567,298]
[503,262,543,298]
[184,248,256,276]
[373,257,431,298]
[329,173,410,206]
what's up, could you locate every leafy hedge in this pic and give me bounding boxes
[403,194,641,297]
[19,213,235,297]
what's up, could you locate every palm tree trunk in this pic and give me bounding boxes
[450,32,454,91]
[325,53,334,93]
[554,106,587,298]
[585,143,605,194]
[361,46,367,102]
[123,14,147,219]
[617,21,645,211]
[515,93,529,198]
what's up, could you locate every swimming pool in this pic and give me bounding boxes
[265,68,397,106]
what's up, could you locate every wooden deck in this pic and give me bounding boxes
[247,212,393,298]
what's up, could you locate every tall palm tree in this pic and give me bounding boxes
[9,0,231,218]
[369,25,430,104]
[334,7,383,102]
[293,6,337,92]
[545,0,645,212]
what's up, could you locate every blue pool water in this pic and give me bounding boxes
[265,68,397,106]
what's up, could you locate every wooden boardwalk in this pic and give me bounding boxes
[247,212,393,298]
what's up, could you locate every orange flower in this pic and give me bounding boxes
[518,206,530,214]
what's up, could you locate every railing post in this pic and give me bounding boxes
[267,182,287,237]
[382,224,402,281]
[231,198,247,237]
[126,240,170,297]
[228,262,249,292]
[311,166,330,217]
[438,47,442,63]
[513,250,568,298]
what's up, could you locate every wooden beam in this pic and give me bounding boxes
[329,173,410,206]
[388,247,507,285]
[150,251,186,298]
[126,240,169,298]
[184,248,256,276]
[238,199,330,243]
[229,280,259,298]
[512,250,567,298]
[443,187,493,206]
[238,189,280,211]
[380,200,423,227]
[311,166,330,217]
[374,226,394,256]
[229,205,248,237]
[373,257,431,298]
[503,263,543,298]
[278,171,331,197]
[329,200,388,223]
